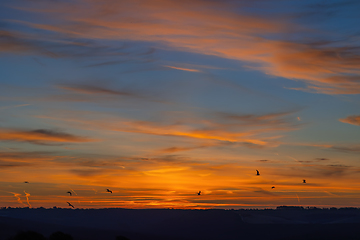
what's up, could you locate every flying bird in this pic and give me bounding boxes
[271,186,275,189]
[106,189,112,193]
[67,202,74,208]
[24,181,29,183]
[197,191,201,195]
[67,191,72,196]
[303,179,306,183]
[256,170,260,176]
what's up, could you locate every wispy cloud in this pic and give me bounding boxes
[36,109,299,149]
[70,169,109,177]
[330,145,360,153]
[5,0,360,94]
[0,103,30,111]
[51,83,166,104]
[58,84,138,97]
[0,128,95,145]
[0,162,31,168]
[163,65,201,72]
[278,162,358,179]
[0,151,60,169]
[159,146,207,154]
[217,110,299,128]
[1,150,358,208]
[339,115,360,126]
[0,151,56,161]
[286,142,360,155]
[0,28,57,57]
[0,25,144,60]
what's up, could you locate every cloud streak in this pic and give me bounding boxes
[0,128,95,145]
[0,25,147,60]
[163,65,201,72]
[37,109,299,149]
[0,151,62,169]
[330,146,360,153]
[339,115,360,126]
[0,103,30,111]
[0,149,359,209]
[4,0,360,94]
[58,84,138,97]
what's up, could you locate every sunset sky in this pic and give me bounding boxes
[1,0,360,209]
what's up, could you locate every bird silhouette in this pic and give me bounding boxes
[197,191,201,195]
[67,191,72,196]
[24,181,29,183]
[256,170,260,176]
[67,202,74,208]
[303,179,306,183]
[106,189,112,193]
[271,186,275,189]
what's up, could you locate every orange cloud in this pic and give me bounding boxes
[36,109,297,149]
[6,0,360,94]
[163,65,201,72]
[159,146,206,153]
[0,128,95,145]
[58,84,135,96]
[339,115,360,126]
[0,151,58,168]
[0,148,359,209]
[0,29,53,56]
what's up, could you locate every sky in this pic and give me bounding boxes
[0,0,360,209]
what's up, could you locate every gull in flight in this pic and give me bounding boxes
[303,179,306,183]
[256,170,260,176]
[106,189,113,193]
[197,191,201,195]
[67,191,72,196]
[67,202,75,208]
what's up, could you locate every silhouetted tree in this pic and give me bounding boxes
[49,231,73,240]
[8,231,46,240]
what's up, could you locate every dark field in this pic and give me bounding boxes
[1,207,360,240]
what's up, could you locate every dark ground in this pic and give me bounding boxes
[1,207,360,240]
